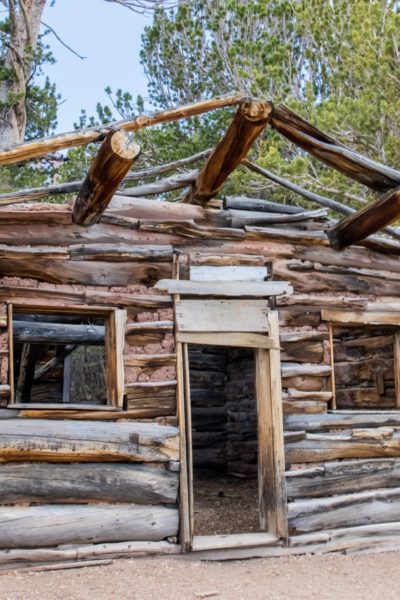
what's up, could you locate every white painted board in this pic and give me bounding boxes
[190,265,268,282]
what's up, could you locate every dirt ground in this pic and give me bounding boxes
[1,552,400,600]
[194,471,259,535]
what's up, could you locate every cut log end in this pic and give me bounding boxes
[110,131,141,161]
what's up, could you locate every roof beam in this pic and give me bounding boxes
[183,101,272,206]
[327,187,400,250]
[0,94,246,166]
[72,131,140,226]
[270,105,400,192]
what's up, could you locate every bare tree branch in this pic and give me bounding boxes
[41,21,86,60]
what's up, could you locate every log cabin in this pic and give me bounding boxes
[1,94,400,565]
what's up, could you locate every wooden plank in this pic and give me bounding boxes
[322,309,400,326]
[0,463,178,505]
[281,363,331,377]
[106,309,126,408]
[139,220,245,240]
[0,419,179,463]
[0,504,178,548]
[192,532,277,552]
[285,412,400,432]
[176,331,274,350]
[183,342,194,541]
[7,304,13,404]
[328,322,336,409]
[256,312,288,539]
[189,253,267,266]
[123,354,176,368]
[183,101,271,205]
[155,279,292,297]
[175,300,269,333]
[189,265,268,282]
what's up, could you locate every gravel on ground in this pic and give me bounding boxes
[1,551,400,600]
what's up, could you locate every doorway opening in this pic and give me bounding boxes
[189,344,260,536]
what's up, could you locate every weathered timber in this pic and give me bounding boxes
[224,196,304,214]
[73,131,140,225]
[34,345,75,380]
[285,412,400,432]
[0,420,179,462]
[13,321,105,345]
[189,265,268,282]
[70,244,173,262]
[139,220,245,240]
[281,341,324,364]
[125,381,177,397]
[280,363,331,378]
[321,310,400,326]
[229,208,328,228]
[189,253,266,266]
[0,385,10,399]
[286,459,400,499]
[0,286,171,309]
[191,533,278,552]
[242,159,400,244]
[0,93,246,165]
[245,226,328,245]
[175,299,270,332]
[0,244,69,260]
[125,321,173,346]
[270,104,400,192]
[328,187,400,249]
[282,400,328,415]
[155,279,292,297]
[0,504,179,548]
[121,171,196,197]
[0,259,172,286]
[123,354,176,368]
[183,101,272,205]
[0,463,178,504]
[126,396,176,418]
[288,487,400,533]
[176,331,274,349]
[285,430,400,463]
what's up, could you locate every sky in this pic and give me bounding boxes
[41,0,151,133]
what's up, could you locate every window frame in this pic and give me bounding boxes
[9,302,126,410]
[322,309,400,411]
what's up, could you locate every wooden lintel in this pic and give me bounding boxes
[72,131,140,226]
[270,104,400,192]
[183,101,272,205]
[327,187,400,249]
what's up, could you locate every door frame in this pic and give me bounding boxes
[175,310,288,552]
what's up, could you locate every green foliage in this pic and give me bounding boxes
[138,0,400,208]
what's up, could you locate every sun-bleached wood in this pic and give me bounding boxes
[189,265,268,282]
[175,299,269,332]
[72,131,140,225]
[176,331,275,349]
[183,101,272,205]
[321,309,400,326]
[155,279,292,297]
[0,504,179,548]
[0,420,179,463]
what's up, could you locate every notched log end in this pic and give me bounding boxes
[240,100,273,123]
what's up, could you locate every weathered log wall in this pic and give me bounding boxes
[1,197,400,558]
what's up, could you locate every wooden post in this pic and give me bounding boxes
[394,332,400,409]
[183,101,272,205]
[328,322,337,410]
[327,187,400,249]
[256,311,288,540]
[72,130,140,226]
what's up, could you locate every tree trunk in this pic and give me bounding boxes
[0,0,46,149]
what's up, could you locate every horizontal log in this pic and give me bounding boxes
[224,196,304,214]
[156,279,292,297]
[0,419,179,462]
[285,430,400,463]
[0,286,171,308]
[281,363,331,378]
[0,504,179,548]
[0,462,178,504]
[285,412,400,432]
[286,458,400,498]
[70,244,173,262]
[0,259,172,286]
[288,487,400,533]
[189,265,268,282]
[229,207,328,228]
[322,309,400,326]
[125,381,176,397]
[139,219,245,240]
[13,321,105,345]
[283,400,328,414]
[245,225,328,245]
[120,170,196,197]
[189,253,267,266]
[0,385,10,398]
[177,331,274,349]
[125,321,173,346]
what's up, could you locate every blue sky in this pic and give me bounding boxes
[41,1,151,132]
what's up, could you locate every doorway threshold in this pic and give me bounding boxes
[191,532,279,552]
